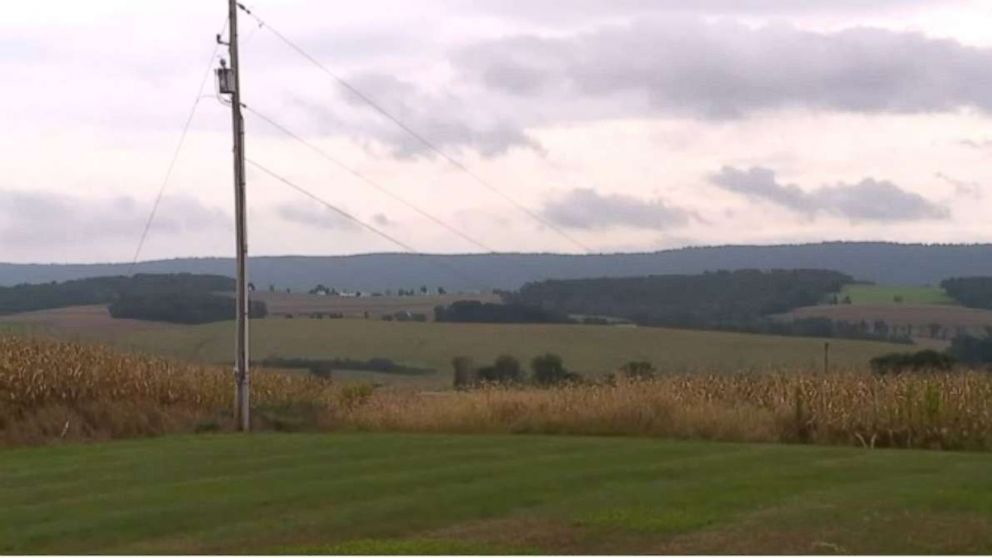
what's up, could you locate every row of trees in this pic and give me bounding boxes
[867,331,992,375]
[109,293,267,325]
[941,277,992,309]
[0,273,238,318]
[452,356,668,389]
[452,354,582,388]
[509,269,853,329]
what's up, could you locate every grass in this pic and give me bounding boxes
[113,318,905,379]
[840,284,956,305]
[2,433,992,554]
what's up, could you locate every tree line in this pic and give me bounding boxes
[509,269,853,329]
[941,277,992,309]
[0,273,267,324]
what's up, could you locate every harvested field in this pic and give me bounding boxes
[251,291,500,319]
[0,305,178,338]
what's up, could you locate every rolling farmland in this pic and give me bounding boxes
[112,317,905,378]
[1,303,910,388]
[839,284,956,305]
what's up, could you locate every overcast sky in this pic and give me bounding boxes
[2,0,991,263]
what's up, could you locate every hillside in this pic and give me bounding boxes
[6,242,992,291]
[114,317,902,377]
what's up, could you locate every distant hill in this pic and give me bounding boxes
[4,242,992,291]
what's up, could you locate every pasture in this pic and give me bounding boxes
[3,433,992,554]
[840,284,955,305]
[114,317,905,378]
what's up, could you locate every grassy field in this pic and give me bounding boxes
[2,433,992,554]
[113,318,905,378]
[840,284,955,305]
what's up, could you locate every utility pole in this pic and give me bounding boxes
[217,0,250,431]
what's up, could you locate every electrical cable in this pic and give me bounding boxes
[237,4,593,254]
[243,103,497,253]
[127,20,229,274]
[246,157,491,288]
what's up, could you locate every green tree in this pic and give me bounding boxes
[477,355,523,385]
[531,353,571,386]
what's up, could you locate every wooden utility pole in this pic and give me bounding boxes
[218,0,250,431]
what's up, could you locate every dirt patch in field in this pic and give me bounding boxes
[654,507,992,555]
[0,305,177,337]
[427,507,992,555]
[428,516,644,554]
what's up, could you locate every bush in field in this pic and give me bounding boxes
[531,353,581,386]
[452,356,477,389]
[477,355,523,385]
[619,360,656,380]
[870,350,956,376]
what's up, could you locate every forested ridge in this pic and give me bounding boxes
[510,269,852,328]
[6,242,992,290]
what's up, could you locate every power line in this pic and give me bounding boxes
[243,103,497,253]
[127,21,228,274]
[246,158,491,288]
[246,158,418,252]
[237,4,593,254]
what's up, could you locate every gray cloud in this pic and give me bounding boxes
[276,203,359,231]
[935,172,983,199]
[456,18,992,119]
[372,213,392,227]
[452,0,938,21]
[710,166,950,221]
[542,188,691,230]
[0,190,228,248]
[291,73,542,159]
[959,138,992,150]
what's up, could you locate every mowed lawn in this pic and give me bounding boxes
[117,318,905,377]
[3,434,992,554]
[840,284,956,305]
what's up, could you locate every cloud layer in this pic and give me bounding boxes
[276,202,360,231]
[0,190,228,247]
[457,18,992,120]
[710,166,949,222]
[541,188,691,230]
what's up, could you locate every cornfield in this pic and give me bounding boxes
[341,373,992,450]
[4,336,992,451]
[0,336,338,446]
